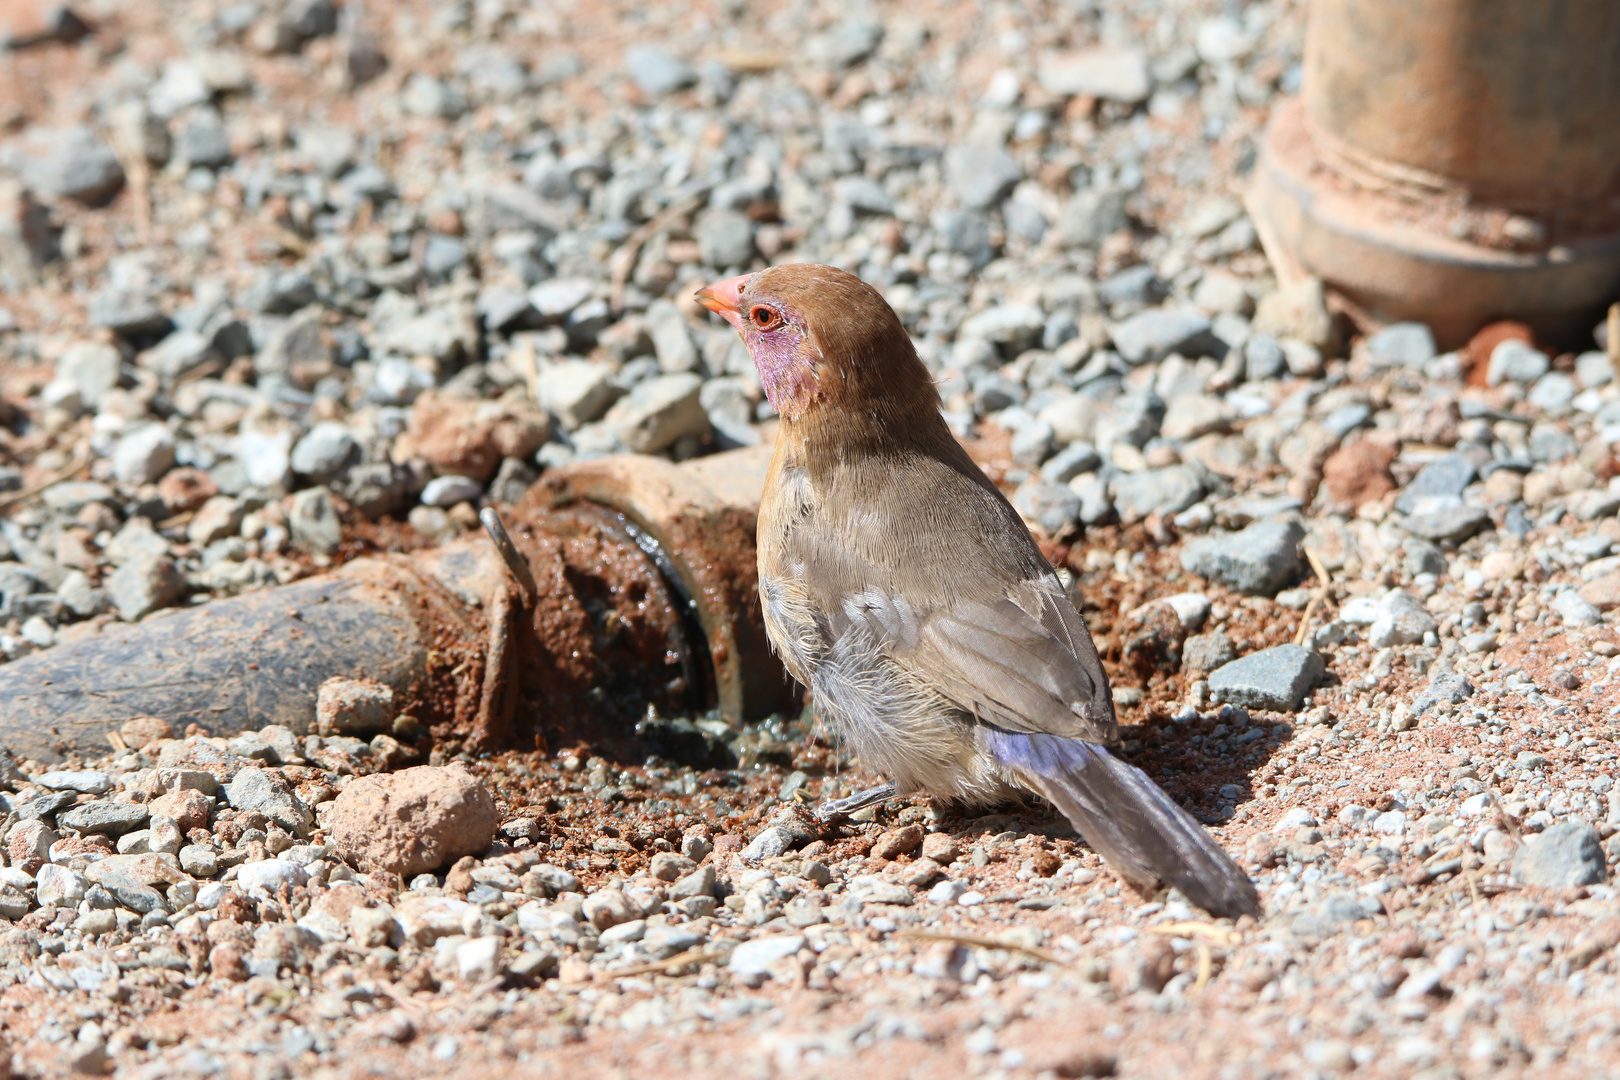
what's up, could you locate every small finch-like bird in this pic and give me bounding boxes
[697,263,1259,919]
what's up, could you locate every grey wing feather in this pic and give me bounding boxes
[782,460,1116,744]
[821,561,1116,744]
[913,584,1117,744]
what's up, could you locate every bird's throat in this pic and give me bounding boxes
[751,333,820,421]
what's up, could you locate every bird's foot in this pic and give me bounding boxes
[814,782,898,822]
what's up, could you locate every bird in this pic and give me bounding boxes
[695,263,1261,920]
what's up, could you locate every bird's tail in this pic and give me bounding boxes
[982,728,1261,920]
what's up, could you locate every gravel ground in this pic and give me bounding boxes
[2,0,1620,1078]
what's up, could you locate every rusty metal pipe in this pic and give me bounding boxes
[1250,0,1620,345]
[0,447,795,762]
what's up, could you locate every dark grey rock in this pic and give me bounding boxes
[624,45,696,97]
[89,288,168,338]
[1290,891,1382,938]
[1244,335,1287,381]
[0,564,41,618]
[12,126,125,205]
[142,329,213,381]
[1051,188,1128,249]
[177,108,232,169]
[488,457,538,504]
[1364,322,1435,369]
[1412,673,1474,717]
[477,286,534,334]
[1111,308,1215,365]
[1368,589,1438,648]
[1512,822,1607,888]
[814,18,883,67]
[58,800,149,837]
[295,125,355,178]
[1209,645,1325,712]
[288,486,342,555]
[959,305,1046,351]
[1181,518,1305,595]
[107,554,186,621]
[700,377,761,449]
[1182,630,1237,672]
[1040,441,1101,484]
[610,372,708,453]
[14,789,75,820]
[55,341,122,407]
[939,210,994,268]
[421,235,468,279]
[401,74,467,118]
[291,422,360,482]
[945,144,1022,210]
[1099,266,1162,312]
[1011,478,1081,535]
[1529,422,1578,463]
[257,309,332,379]
[336,462,409,521]
[1487,340,1549,386]
[835,175,894,216]
[1009,419,1055,467]
[243,268,319,314]
[1402,538,1446,578]
[1395,454,1477,515]
[99,871,167,914]
[1110,465,1206,522]
[1094,390,1164,449]
[695,208,754,268]
[284,0,338,41]
[225,766,313,837]
[1321,403,1372,439]
[1401,504,1491,542]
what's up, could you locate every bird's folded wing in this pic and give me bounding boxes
[835,571,1118,744]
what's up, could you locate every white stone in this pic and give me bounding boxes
[728,934,805,982]
[1372,810,1407,836]
[235,858,310,894]
[1276,808,1318,830]
[455,936,502,982]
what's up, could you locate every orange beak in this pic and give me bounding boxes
[694,273,753,331]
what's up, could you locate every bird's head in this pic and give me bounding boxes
[695,263,936,425]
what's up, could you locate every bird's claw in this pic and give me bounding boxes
[813,782,898,822]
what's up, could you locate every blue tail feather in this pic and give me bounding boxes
[982,728,1260,919]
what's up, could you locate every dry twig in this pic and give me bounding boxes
[1608,302,1619,381]
[899,928,1059,965]
[602,948,719,979]
[1146,921,1243,948]
[1295,545,1333,647]
[0,446,93,515]
[609,191,707,313]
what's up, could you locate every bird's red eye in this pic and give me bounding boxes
[750,305,783,330]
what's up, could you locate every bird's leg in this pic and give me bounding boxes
[814,781,898,821]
